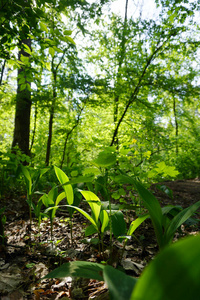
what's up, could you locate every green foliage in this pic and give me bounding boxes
[54,166,74,206]
[131,234,200,300]
[20,165,48,226]
[45,234,200,300]
[117,174,200,249]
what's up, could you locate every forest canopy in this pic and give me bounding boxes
[0,0,200,180]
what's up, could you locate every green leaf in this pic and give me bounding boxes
[93,149,116,168]
[55,192,66,206]
[67,205,98,230]
[45,62,51,71]
[80,190,101,223]
[41,194,54,207]
[18,77,26,84]
[85,224,98,236]
[21,165,32,196]
[40,22,48,33]
[48,187,58,203]
[111,211,126,238]
[44,261,104,281]
[127,214,149,236]
[100,210,109,233]
[164,201,200,246]
[49,47,55,57]
[103,265,137,300]
[133,180,164,249]
[23,43,32,55]
[131,234,200,300]
[20,83,27,91]
[64,36,76,45]
[64,30,72,35]
[51,191,66,219]
[54,166,74,205]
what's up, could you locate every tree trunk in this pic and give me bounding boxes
[173,96,179,155]
[12,39,31,157]
[111,0,128,148]
[45,52,65,166]
[45,107,54,166]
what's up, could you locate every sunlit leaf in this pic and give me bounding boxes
[80,190,101,223]
[54,166,74,205]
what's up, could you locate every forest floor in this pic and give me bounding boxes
[0,178,200,300]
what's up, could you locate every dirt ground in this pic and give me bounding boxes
[0,179,200,299]
[151,178,200,208]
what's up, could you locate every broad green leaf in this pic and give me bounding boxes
[133,180,164,249]
[44,261,104,281]
[49,47,55,57]
[23,43,32,55]
[26,83,31,92]
[40,22,48,33]
[64,30,72,35]
[53,46,63,53]
[80,190,101,223]
[83,167,101,176]
[48,187,58,203]
[51,192,66,219]
[34,198,43,218]
[39,168,49,178]
[54,166,74,205]
[64,36,76,45]
[21,165,32,196]
[85,224,98,236]
[18,77,26,84]
[93,149,116,167]
[164,201,200,246]
[111,211,126,238]
[131,234,200,300]
[66,205,98,230]
[116,174,164,248]
[45,62,51,71]
[103,265,137,300]
[20,83,27,91]
[127,214,149,236]
[41,194,54,207]
[55,192,66,206]
[100,210,109,233]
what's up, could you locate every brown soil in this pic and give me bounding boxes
[151,178,200,208]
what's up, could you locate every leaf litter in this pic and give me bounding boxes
[0,179,200,299]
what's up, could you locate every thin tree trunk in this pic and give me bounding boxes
[0,59,6,86]
[60,107,84,168]
[30,102,38,152]
[110,32,173,146]
[45,52,65,166]
[173,96,179,155]
[45,106,54,166]
[112,0,129,148]
[12,39,31,157]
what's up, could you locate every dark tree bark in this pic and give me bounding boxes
[0,59,6,86]
[12,39,32,157]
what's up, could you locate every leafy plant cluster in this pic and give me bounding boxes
[0,147,200,299]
